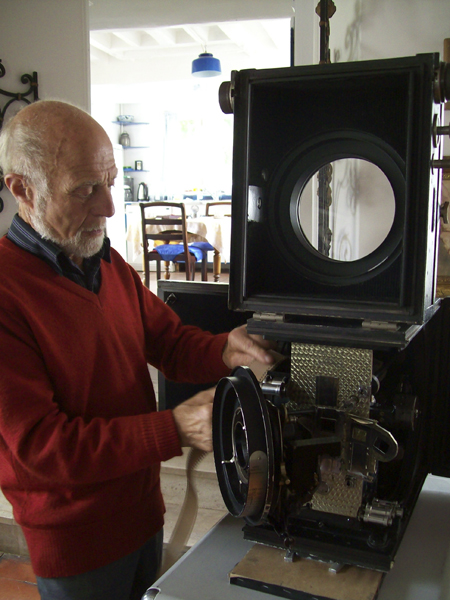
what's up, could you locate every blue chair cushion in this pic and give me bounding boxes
[155,244,204,262]
[189,241,215,252]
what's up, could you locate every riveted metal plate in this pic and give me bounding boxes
[289,343,372,418]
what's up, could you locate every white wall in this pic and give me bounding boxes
[359,0,449,61]
[0,0,91,236]
[294,0,449,66]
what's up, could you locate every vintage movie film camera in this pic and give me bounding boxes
[212,52,450,574]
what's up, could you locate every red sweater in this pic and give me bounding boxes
[0,237,230,578]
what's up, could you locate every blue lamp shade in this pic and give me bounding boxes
[192,52,221,78]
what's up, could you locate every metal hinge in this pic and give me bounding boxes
[253,312,285,322]
[361,320,399,332]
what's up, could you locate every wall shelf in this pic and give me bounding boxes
[116,119,150,202]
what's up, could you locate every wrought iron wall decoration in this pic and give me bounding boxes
[316,0,335,258]
[0,59,39,213]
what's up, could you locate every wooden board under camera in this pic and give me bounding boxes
[229,543,383,600]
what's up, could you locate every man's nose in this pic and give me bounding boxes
[93,186,116,218]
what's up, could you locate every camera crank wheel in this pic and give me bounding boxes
[213,366,280,526]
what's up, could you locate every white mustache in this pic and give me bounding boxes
[81,224,106,233]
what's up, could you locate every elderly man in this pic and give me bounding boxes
[0,100,274,600]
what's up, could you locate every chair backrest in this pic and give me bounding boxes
[205,201,232,217]
[140,201,190,262]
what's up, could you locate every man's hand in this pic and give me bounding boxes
[172,388,215,452]
[172,326,276,452]
[222,324,276,369]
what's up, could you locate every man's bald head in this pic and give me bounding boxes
[0,100,110,198]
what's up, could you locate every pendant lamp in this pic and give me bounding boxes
[192,52,222,78]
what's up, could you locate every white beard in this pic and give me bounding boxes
[30,195,106,260]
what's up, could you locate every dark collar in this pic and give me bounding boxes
[7,214,111,277]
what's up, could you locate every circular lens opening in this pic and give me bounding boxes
[297,158,395,262]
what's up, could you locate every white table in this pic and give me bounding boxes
[167,216,231,281]
[126,212,232,281]
[146,475,450,600]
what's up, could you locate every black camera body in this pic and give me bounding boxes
[213,53,450,572]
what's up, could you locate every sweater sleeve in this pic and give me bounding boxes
[134,270,232,384]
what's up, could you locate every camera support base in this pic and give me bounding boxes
[230,542,383,600]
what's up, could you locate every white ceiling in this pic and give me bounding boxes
[90,18,291,68]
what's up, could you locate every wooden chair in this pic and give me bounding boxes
[140,202,208,287]
[205,201,232,217]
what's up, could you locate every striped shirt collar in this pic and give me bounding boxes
[6,214,111,291]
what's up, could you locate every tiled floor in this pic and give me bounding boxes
[0,553,39,599]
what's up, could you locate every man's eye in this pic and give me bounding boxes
[76,186,94,198]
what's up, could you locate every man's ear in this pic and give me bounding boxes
[3,173,36,208]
